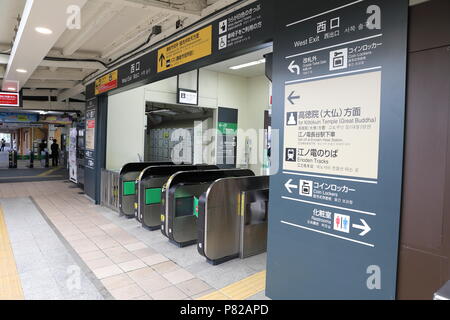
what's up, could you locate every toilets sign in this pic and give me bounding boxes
[267,0,408,300]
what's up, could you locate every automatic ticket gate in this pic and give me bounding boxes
[161,169,255,247]
[135,164,218,230]
[197,176,269,265]
[119,162,172,217]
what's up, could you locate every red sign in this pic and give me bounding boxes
[0,92,19,107]
[87,119,96,129]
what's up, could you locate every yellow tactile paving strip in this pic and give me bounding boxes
[37,167,62,177]
[197,271,266,300]
[0,206,24,300]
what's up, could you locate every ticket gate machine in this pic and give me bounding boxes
[197,176,269,265]
[135,164,218,230]
[161,169,255,247]
[119,162,172,217]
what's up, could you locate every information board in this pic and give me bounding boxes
[85,99,96,170]
[157,25,212,73]
[266,0,408,300]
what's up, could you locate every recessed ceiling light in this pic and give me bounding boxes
[16,68,27,73]
[229,59,266,70]
[35,27,53,35]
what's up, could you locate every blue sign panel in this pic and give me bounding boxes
[266,0,408,299]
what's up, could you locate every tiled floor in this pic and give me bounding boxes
[0,180,268,300]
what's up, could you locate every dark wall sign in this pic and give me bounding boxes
[217,107,238,169]
[266,0,408,299]
[86,0,271,99]
[84,98,97,199]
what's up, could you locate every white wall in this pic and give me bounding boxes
[106,86,146,170]
[144,70,270,175]
[245,75,270,175]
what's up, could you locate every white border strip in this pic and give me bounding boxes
[282,196,376,216]
[286,0,365,27]
[286,34,383,59]
[281,220,375,248]
[283,171,378,185]
[285,66,382,84]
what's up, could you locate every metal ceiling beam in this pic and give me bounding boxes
[105,0,203,18]
[1,69,86,81]
[62,2,125,56]
[0,53,105,70]
[23,100,85,111]
[22,89,57,96]
[24,80,79,89]
[100,12,172,59]
[57,83,86,102]
[39,59,105,70]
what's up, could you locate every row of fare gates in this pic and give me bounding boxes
[117,163,268,265]
[5,150,50,168]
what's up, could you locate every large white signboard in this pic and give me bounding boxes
[283,71,381,180]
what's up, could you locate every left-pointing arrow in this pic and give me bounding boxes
[285,179,298,194]
[352,219,371,236]
[287,91,300,105]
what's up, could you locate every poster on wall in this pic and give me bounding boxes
[266,0,409,300]
[85,99,96,170]
[85,119,96,150]
[69,128,78,183]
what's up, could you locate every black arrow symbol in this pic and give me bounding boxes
[288,91,300,105]
[159,54,165,67]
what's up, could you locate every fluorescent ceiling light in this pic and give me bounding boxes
[16,69,27,73]
[229,59,265,70]
[35,27,53,35]
[7,87,16,91]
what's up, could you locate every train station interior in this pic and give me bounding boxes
[0,0,449,304]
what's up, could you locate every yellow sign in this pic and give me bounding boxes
[157,25,212,73]
[95,70,118,95]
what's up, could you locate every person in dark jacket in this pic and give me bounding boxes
[50,139,59,166]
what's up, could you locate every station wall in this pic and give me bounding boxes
[106,86,146,170]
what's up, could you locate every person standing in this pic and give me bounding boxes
[0,139,5,152]
[50,139,59,167]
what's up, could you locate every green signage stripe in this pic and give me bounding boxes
[146,188,162,205]
[218,122,238,135]
[193,196,199,217]
[123,181,136,196]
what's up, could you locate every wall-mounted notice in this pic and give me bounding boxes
[85,98,96,170]
[266,0,409,300]
[69,128,78,184]
[157,25,212,73]
[85,119,96,150]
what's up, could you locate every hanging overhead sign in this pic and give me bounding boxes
[177,88,198,105]
[39,115,72,125]
[0,112,38,123]
[0,92,20,107]
[266,0,409,300]
[157,25,213,73]
[87,0,272,99]
[95,70,118,95]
